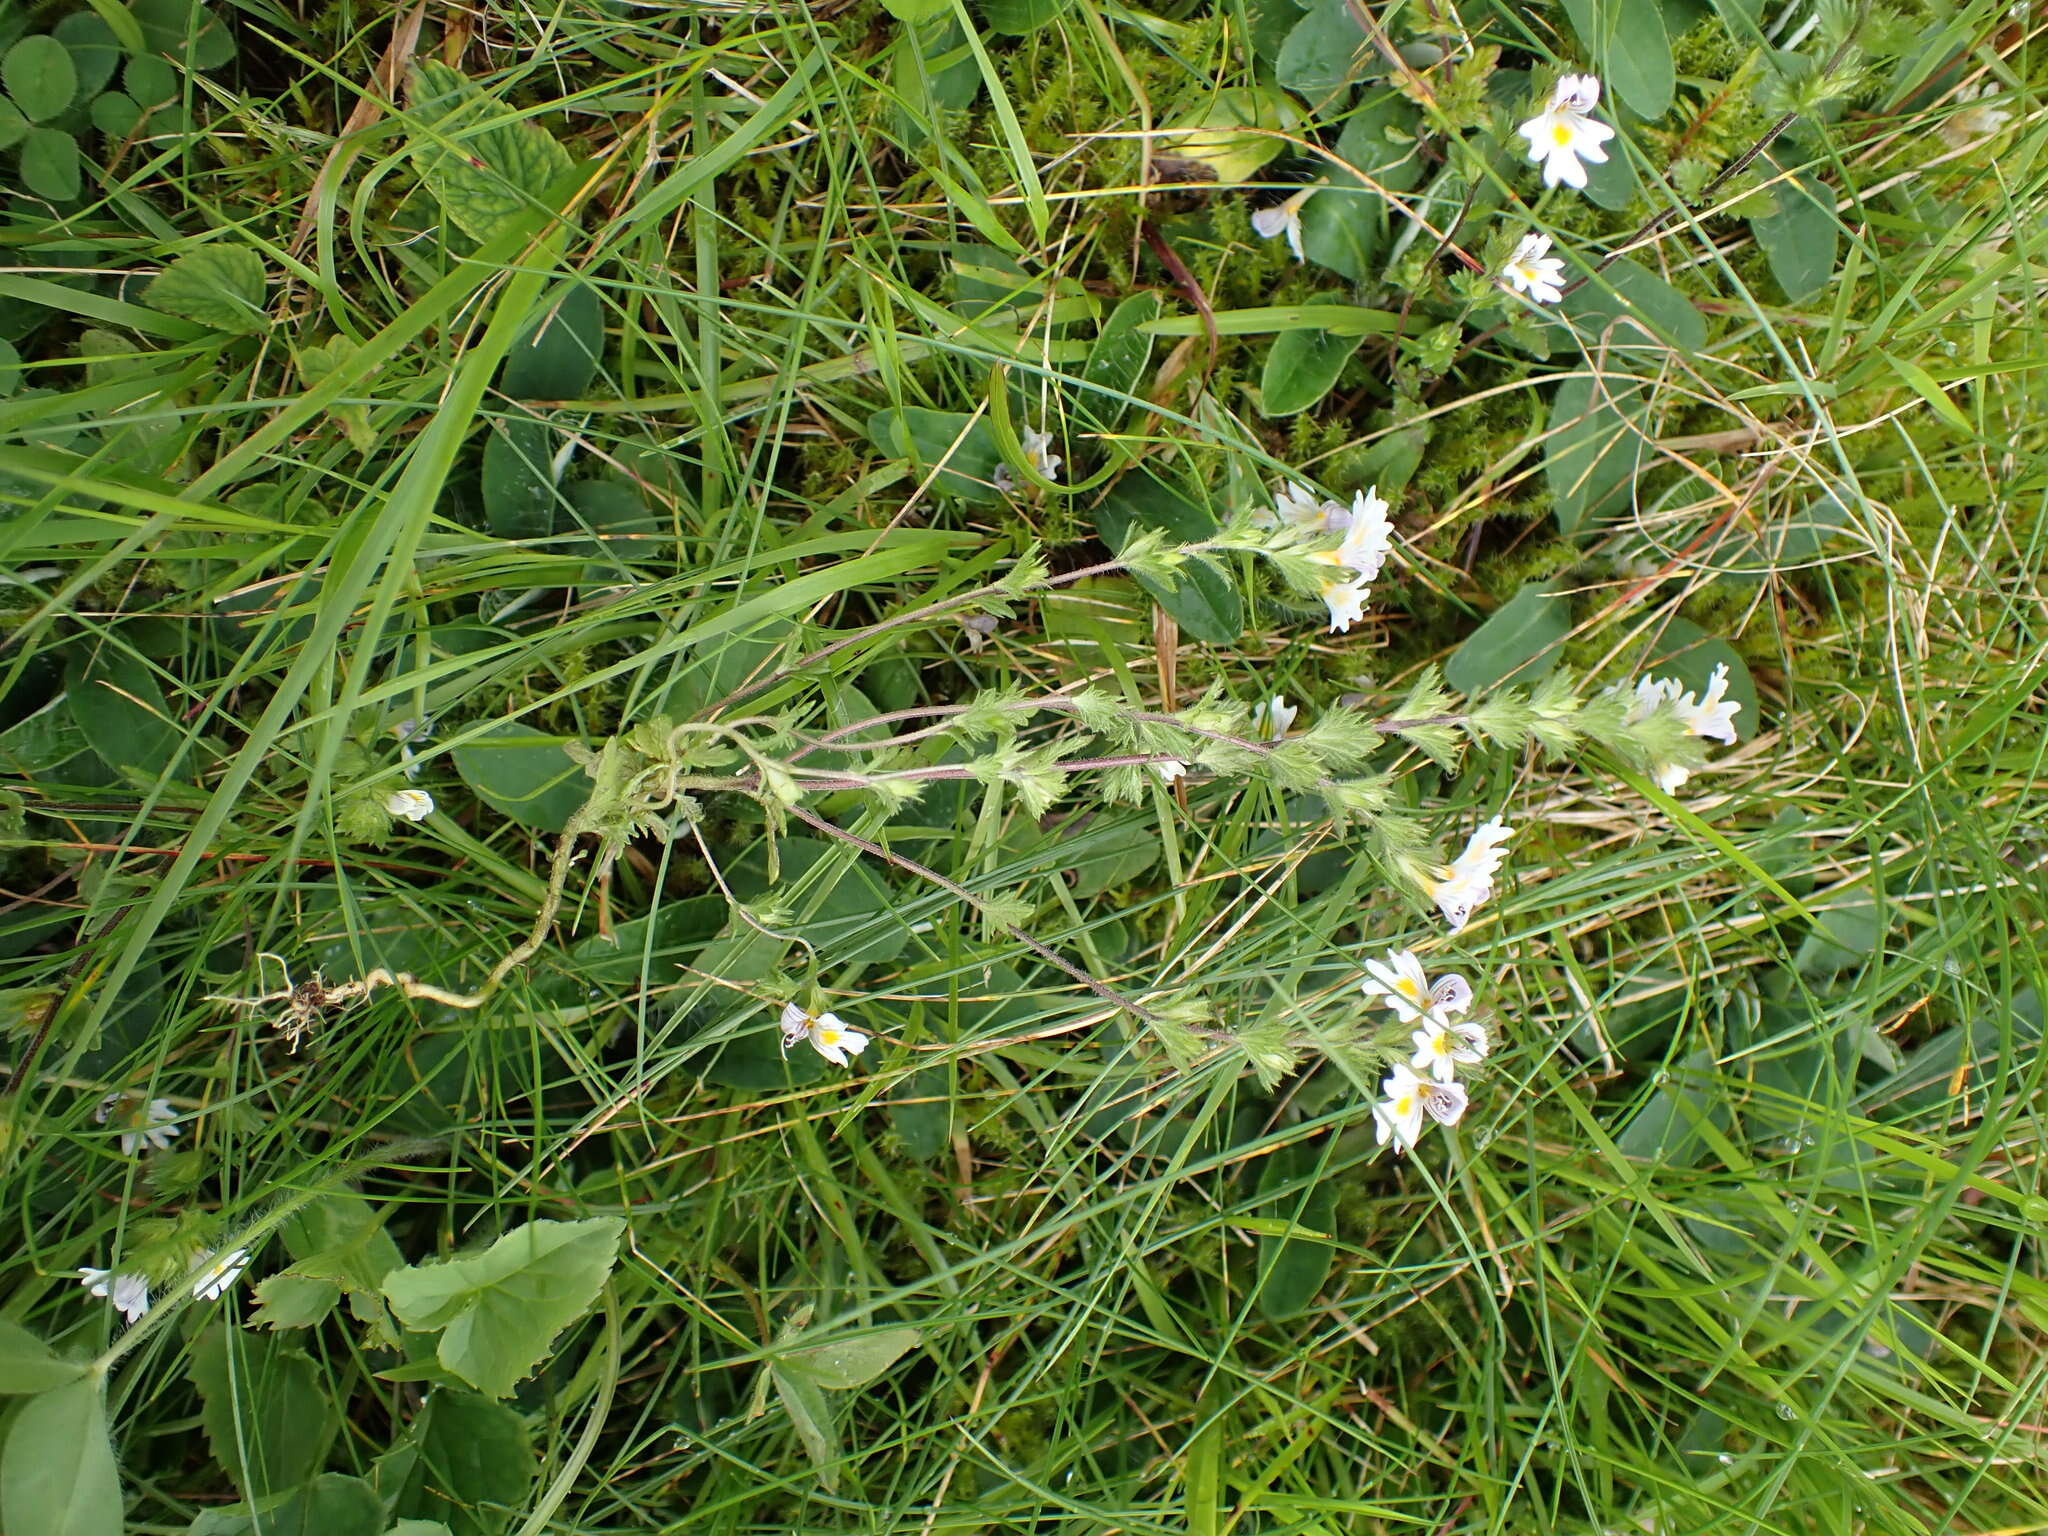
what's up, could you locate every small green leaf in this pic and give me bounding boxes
[1253,1142,1337,1320]
[1552,257,1705,357]
[501,281,604,399]
[1276,0,1367,97]
[0,1375,123,1536]
[0,697,90,776]
[249,1272,343,1330]
[1445,579,1571,693]
[17,126,80,201]
[0,99,26,149]
[64,648,183,783]
[189,1475,386,1536]
[880,0,950,18]
[1082,291,1161,423]
[187,1326,340,1501]
[0,1320,83,1395]
[981,0,1076,33]
[406,60,573,244]
[866,406,1004,503]
[88,91,139,137]
[1154,85,1298,184]
[1260,322,1367,416]
[386,1524,458,1536]
[1544,373,1652,534]
[451,722,587,833]
[124,54,175,105]
[770,1365,840,1489]
[132,0,235,67]
[142,247,269,333]
[777,1327,922,1389]
[480,412,557,540]
[4,37,78,123]
[1300,92,1422,280]
[381,1217,623,1399]
[52,13,120,97]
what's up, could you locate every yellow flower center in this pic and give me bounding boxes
[1395,1094,1416,1116]
[1432,1035,1452,1057]
[819,1029,841,1046]
[1396,976,1423,1000]
[1552,121,1575,147]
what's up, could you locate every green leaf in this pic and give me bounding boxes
[480,412,556,540]
[1081,291,1161,423]
[1260,321,1367,416]
[187,1327,340,1501]
[0,697,90,776]
[52,13,120,97]
[1276,0,1367,97]
[249,1272,343,1330]
[89,92,139,137]
[18,126,80,202]
[390,1391,534,1536]
[500,281,604,399]
[0,1376,123,1536]
[1093,473,1243,645]
[0,1321,83,1395]
[777,1327,922,1388]
[406,60,574,244]
[451,721,587,833]
[1750,165,1837,302]
[1253,1143,1337,1320]
[1154,85,1297,184]
[1300,92,1422,280]
[188,1475,386,1536]
[981,0,1076,33]
[386,1525,457,1536]
[770,1365,840,1489]
[1544,373,1652,534]
[382,1217,623,1399]
[881,0,951,18]
[1445,579,1571,693]
[0,99,26,149]
[1552,257,1705,357]
[64,647,183,783]
[727,836,911,969]
[142,247,269,334]
[1615,1047,1727,1166]
[866,406,1003,503]
[132,0,234,67]
[124,54,175,105]
[4,37,78,123]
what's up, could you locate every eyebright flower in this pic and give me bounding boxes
[1626,664,1742,793]
[1251,186,1319,261]
[78,1266,150,1325]
[392,715,435,780]
[1320,578,1368,634]
[1940,80,2013,149]
[1410,1016,1489,1085]
[1021,426,1062,483]
[1360,949,1473,1025]
[779,1002,870,1068]
[1270,482,1329,529]
[1310,486,1395,633]
[95,1093,179,1156]
[1251,695,1299,741]
[1152,759,1188,783]
[1375,1063,1473,1152]
[191,1247,251,1301]
[385,788,434,822]
[1517,74,1615,190]
[1502,232,1567,304]
[1428,817,1513,932]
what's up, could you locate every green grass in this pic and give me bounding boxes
[4,0,2048,1532]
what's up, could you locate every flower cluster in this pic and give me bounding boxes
[1624,662,1741,793]
[77,1245,251,1327]
[1361,950,1490,1155]
[1264,481,1396,633]
[1497,73,1616,310]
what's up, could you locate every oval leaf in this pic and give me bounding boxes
[1260,324,1367,417]
[501,282,604,400]
[0,1321,83,1395]
[1544,373,1652,534]
[1082,291,1161,423]
[187,1326,341,1501]
[1445,579,1571,693]
[481,412,557,540]
[406,61,572,244]
[778,1326,922,1389]
[0,1376,123,1536]
[4,36,78,123]
[18,126,81,202]
[143,247,269,333]
[451,721,587,833]
[1093,474,1243,645]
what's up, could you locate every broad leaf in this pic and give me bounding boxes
[249,1273,341,1330]
[1260,322,1366,416]
[1276,0,1367,97]
[4,36,78,122]
[770,1365,840,1489]
[64,648,183,783]
[866,406,1004,503]
[382,1217,623,1399]
[143,247,268,334]
[0,1320,83,1395]
[1253,1142,1337,1320]
[0,696,90,776]
[480,411,557,540]
[776,1326,922,1389]
[18,127,81,202]
[187,1327,339,1501]
[0,1376,123,1536]
[390,1391,533,1536]
[52,12,120,97]
[1544,373,1652,534]
[1445,579,1571,692]
[189,1475,385,1536]
[1093,473,1243,645]
[501,282,604,400]
[1552,257,1705,358]
[406,61,573,244]
[1750,165,1837,302]
[981,0,1076,33]
[1301,92,1422,280]
[881,0,950,18]
[452,722,587,833]
[1081,291,1161,423]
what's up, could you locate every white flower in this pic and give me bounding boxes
[1517,73,1616,190]
[78,1267,150,1325]
[1251,695,1298,741]
[779,1002,870,1068]
[1419,1077,1470,1128]
[1374,1063,1428,1153]
[385,788,434,822]
[393,715,434,780]
[191,1247,251,1301]
[1021,426,1062,483]
[1941,80,2013,149]
[1428,817,1513,931]
[1673,663,1741,744]
[1152,758,1188,783]
[95,1093,179,1156]
[1320,577,1368,634]
[1502,232,1566,304]
[1410,1017,1489,1085]
[1270,482,1328,529]
[1651,761,1693,795]
[1251,186,1318,261]
[1332,486,1394,584]
[1361,949,1474,1025]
